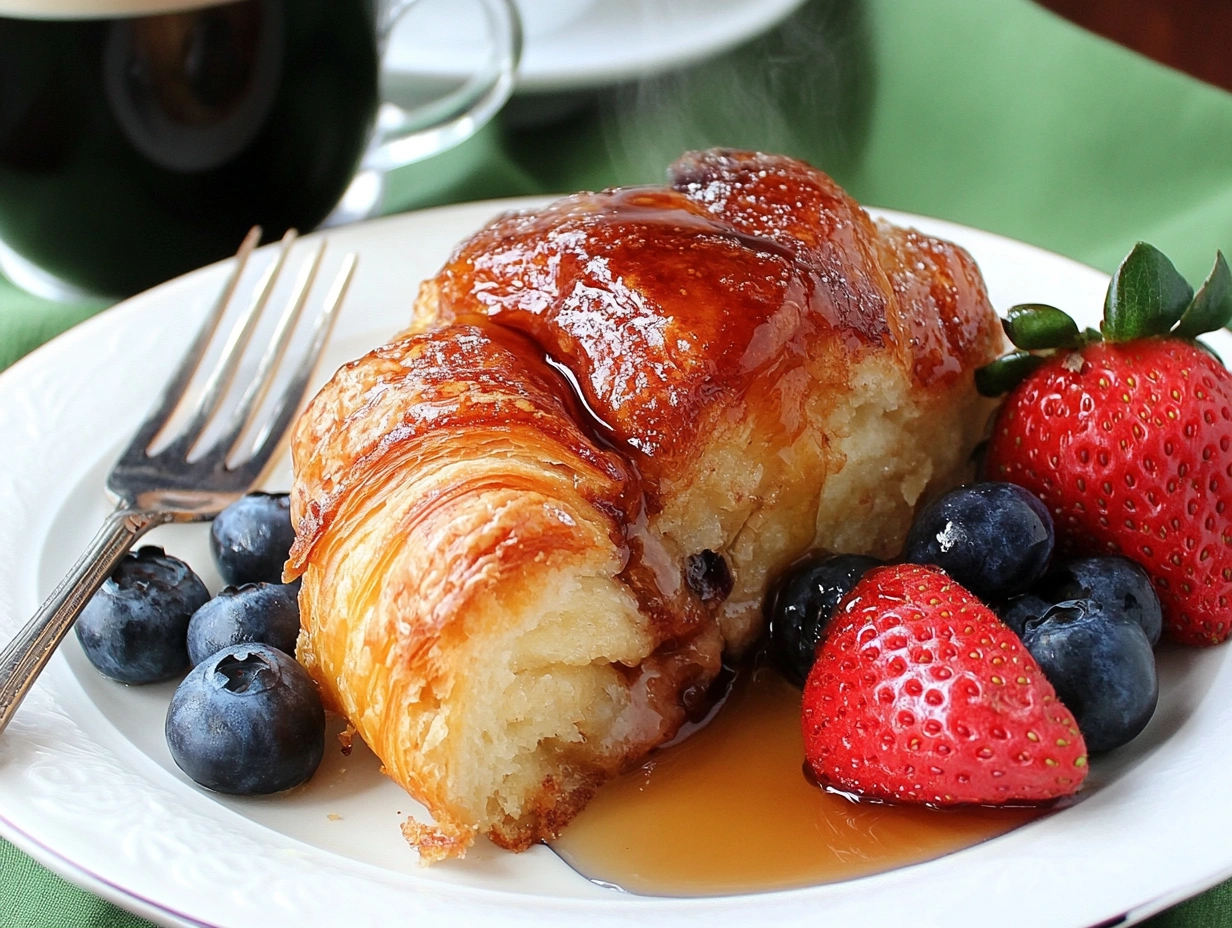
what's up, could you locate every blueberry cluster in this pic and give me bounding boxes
[76,492,324,795]
[766,481,1160,754]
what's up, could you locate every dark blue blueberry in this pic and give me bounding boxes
[997,593,1051,638]
[210,492,295,587]
[767,552,882,687]
[1022,599,1157,753]
[165,643,324,794]
[76,546,209,684]
[1034,556,1162,646]
[902,482,1054,600]
[187,582,301,666]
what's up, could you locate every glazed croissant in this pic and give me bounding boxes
[286,150,1003,862]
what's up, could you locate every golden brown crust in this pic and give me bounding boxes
[289,149,1002,862]
[287,324,633,580]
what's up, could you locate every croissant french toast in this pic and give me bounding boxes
[286,150,1003,862]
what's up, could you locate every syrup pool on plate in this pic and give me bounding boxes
[551,663,1043,896]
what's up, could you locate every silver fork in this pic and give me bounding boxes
[0,227,356,735]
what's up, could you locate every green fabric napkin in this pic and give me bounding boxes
[4,0,1232,924]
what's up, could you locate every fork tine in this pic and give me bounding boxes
[2,233,359,739]
[241,253,357,477]
[210,241,327,464]
[127,226,262,456]
[161,229,298,460]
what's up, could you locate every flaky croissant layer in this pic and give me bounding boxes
[287,149,1002,861]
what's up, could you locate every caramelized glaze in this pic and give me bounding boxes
[430,185,820,472]
[552,665,1042,896]
[425,150,996,497]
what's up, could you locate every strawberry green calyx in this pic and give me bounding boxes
[976,303,1093,397]
[974,350,1046,397]
[1175,252,1232,340]
[1102,243,1193,342]
[975,243,1230,398]
[1002,303,1082,350]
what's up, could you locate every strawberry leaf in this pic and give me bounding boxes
[1002,304,1082,350]
[975,351,1047,397]
[1102,243,1193,342]
[1174,252,1232,339]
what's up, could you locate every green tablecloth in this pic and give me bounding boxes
[3,0,1232,924]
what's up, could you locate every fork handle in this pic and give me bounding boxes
[0,508,171,735]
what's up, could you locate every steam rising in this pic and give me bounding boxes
[499,0,873,196]
[599,0,873,187]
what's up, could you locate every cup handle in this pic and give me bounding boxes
[363,0,522,173]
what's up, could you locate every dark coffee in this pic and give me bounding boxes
[0,0,379,296]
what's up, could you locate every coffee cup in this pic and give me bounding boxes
[0,0,521,298]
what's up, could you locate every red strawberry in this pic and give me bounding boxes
[986,340,1232,645]
[978,244,1232,645]
[802,563,1088,806]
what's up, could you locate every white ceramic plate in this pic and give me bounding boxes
[387,0,809,94]
[1,199,1230,928]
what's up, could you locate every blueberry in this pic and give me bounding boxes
[165,643,324,794]
[187,583,301,666]
[767,552,882,687]
[1034,556,1162,646]
[902,482,1054,600]
[76,546,209,684]
[998,593,1051,638]
[210,492,295,587]
[1022,599,1157,753]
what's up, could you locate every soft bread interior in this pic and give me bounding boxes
[438,356,989,848]
[297,443,689,862]
[435,564,657,855]
[653,353,993,652]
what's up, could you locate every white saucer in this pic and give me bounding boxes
[387,0,809,95]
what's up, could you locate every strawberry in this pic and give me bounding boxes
[802,563,1088,805]
[979,244,1232,645]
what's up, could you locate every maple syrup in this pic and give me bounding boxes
[552,663,1043,896]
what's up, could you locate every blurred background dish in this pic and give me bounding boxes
[388,0,808,99]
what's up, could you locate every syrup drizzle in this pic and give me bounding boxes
[551,664,1043,897]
